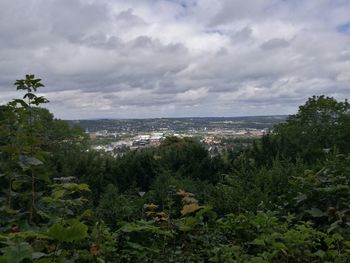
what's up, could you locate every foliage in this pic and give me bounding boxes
[96,184,140,225]
[1,76,350,262]
[253,95,350,164]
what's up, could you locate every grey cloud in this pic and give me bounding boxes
[0,0,350,119]
[260,38,290,50]
[231,27,253,43]
[77,34,123,50]
[209,0,277,26]
[48,0,107,38]
[115,8,146,27]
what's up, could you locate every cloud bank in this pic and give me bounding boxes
[0,0,350,119]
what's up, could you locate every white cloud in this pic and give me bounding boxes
[175,87,209,102]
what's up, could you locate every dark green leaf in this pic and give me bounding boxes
[0,242,33,263]
[306,208,326,218]
[45,220,88,242]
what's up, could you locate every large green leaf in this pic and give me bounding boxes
[45,220,88,242]
[0,241,32,263]
[18,156,43,170]
[305,208,326,218]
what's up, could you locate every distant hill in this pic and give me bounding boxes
[65,115,288,133]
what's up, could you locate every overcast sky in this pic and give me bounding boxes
[0,0,350,119]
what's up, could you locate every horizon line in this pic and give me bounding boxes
[64,114,289,121]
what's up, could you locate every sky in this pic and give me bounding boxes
[0,0,350,119]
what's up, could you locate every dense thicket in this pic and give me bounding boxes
[0,76,350,262]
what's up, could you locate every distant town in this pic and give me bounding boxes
[66,116,287,157]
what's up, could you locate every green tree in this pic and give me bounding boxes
[254,96,350,164]
[0,75,49,223]
[279,96,350,159]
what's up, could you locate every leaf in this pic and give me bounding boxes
[77,183,90,192]
[32,252,47,259]
[32,96,49,105]
[251,238,265,246]
[34,82,44,88]
[52,189,65,199]
[12,99,29,108]
[305,208,326,217]
[26,157,43,166]
[12,179,27,190]
[181,203,204,216]
[0,241,33,263]
[176,190,194,198]
[327,220,341,233]
[59,183,90,193]
[294,193,307,203]
[314,250,326,258]
[45,220,88,242]
[144,203,159,210]
[182,196,198,204]
[23,93,37,100]
[126,242,159,253]
[18,156,43,170]
[272,242,288,254]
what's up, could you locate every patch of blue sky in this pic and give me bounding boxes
[337,22,350,33]
[159,0,196,20]
[162,0,197,9]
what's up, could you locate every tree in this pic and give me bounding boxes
[0,75,49,222]
[258,96,350,163]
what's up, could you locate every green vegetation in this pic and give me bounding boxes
[1,75,350,262]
